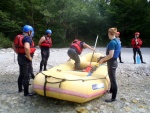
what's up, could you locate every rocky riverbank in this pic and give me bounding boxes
[0,47,149,113]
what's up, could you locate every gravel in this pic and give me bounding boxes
[0,47,150,113]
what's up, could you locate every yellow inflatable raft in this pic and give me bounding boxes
[33,53,109,103]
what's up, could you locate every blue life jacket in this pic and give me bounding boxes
[106,38,121,59]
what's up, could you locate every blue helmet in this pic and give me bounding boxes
[46,29,52,34]
[23,25,33,33]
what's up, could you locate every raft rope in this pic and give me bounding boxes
[41,72,108,97]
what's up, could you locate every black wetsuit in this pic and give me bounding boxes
[133,48,144,63]
[17,36,33,96]
[40,47,50,71]
[30,54,34,79]
[106,38,121,100]
[67,42,84,70]
[118,52,122,62]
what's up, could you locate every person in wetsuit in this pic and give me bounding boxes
[38,29,52,72]
[67,39,95,70]
[12,25,36,96]
[99,28,121,102]
[115,32,124,63]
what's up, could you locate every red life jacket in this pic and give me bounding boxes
[131,38,142,48]
[40,36,52,48]
[71,39,83,54]
[13,34,36,54]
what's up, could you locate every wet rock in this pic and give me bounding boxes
[138,105,146,109]
[146,74,149,76]
[90,111,99,113]
[75,107,89,113]
[132,99,138,104]
[86,104,93,110]
[120,97,126,101]
[127,74,130,77]
[92,107,99,112]
[99,105,105,111]
[124,106,131,112]
[124,102,130,106]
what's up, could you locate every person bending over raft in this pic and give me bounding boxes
[98,28,121,102]
[67,39,95,70]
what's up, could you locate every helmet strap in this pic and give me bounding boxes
[28,31,32,36]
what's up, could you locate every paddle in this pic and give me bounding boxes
[87,63,99,76]
[83,35,99,72]
[87,56,105,76]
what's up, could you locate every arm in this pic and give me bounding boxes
[138,38,142,46]
[99,50,114,64]
[24,42,32,61]
[38,36,44,47]
[49,38,52,47]
[83,43,95,51]
[131,39,136,46]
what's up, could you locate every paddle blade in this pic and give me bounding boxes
[83,66,92,72]
[87,72,92,76]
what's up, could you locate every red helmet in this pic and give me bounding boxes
[116,32,120,35]
[135,32,140,35]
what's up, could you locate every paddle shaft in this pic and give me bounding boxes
[90,35,99,66]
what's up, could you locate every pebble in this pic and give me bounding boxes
[86,104,93,110]
[132,99,138,104]
[138,105,146,109]
[124,106,131,112]
[92,107,99,112]
[75,107,89,113]
[120,97,126,101]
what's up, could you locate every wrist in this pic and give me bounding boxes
[29,56,32,61]
[25,55,32,61]
[101,59,104,63]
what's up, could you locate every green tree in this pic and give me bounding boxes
[0,0,150,47]
[108,0,150,46]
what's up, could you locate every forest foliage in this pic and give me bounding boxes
[0,0,150,48]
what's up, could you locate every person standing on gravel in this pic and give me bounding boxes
[115,32,124,63]
[131,32,146,64]
[67,39,95,70]
[98,27,121,102]
[12,25,36,96]
[38,29,52,72]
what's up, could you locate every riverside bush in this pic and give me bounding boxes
[0,33,12,48]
